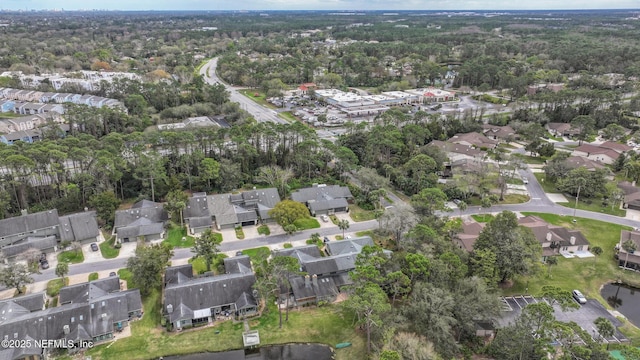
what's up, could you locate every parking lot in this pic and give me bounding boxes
[499,295,628,344]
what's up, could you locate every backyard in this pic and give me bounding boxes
[84,289,364,360]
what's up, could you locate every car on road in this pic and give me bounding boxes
[572,289,587,304]
[522,177,529,184]
[453,199,461,205]
[90,243,99,252]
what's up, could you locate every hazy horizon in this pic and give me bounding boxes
[2,0,639,11]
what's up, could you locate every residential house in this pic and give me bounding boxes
[448,132,498,150]
[203,188,281,230]
[113,200,168,243]
[518,215,590,260]
[0,129,41,144]
[564,156,606,172]
[572,142,630,165]
[183,192,213,235]
[163,259,258,330]
[617,230,640,270]
[481,124,516,142]
[454,220,486,252]
[0,209,100,260]
[618,181,640,210]
[273,236,387,307]
[290,184,353,216]
[427,140,485,163]
[546,122,580,137]
[0,99,14,112]
[0,278,141,360]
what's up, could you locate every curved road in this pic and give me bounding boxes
[199,57,288,125]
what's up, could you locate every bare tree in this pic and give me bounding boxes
[379,203,418,250]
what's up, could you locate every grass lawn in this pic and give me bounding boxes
[278,111,297,122]
[283,243,293,248]
[46,278,67,297]
[507,178,525,185]
[329,215,339,225]
[235,227,245,240]
[544,132,564,142]
[293,217,321,230]
[257,225,271,236]
[242,247,271,263]
[89,272,99,281]
[355,230,395,249]
[57,249,84,264]
[163,226,196,248]
[556,201,626,217]
[238,89,273,108]
[512,153,548,165]
[117,269,136,289]
[501,194,530,204]
[99,236,120,259]
[506,213,640,303]
[348,204,376,222]
[534,173,558,193]
[471,214,494,223]
[86,292,365,360]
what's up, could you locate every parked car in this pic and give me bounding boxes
[323,237,330,243]
[572,289,587,304]
[236,251,243,256]
[90,243,99,252]
[522,177,529,184]
[453,199,461,205]
[40,260,49,270]
[321,215,329,222]
[109,272,117,277]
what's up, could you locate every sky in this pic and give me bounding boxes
[2,0,639,11]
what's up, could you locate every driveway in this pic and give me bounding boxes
[82,241,104,263]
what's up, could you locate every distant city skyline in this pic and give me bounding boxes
[2,0,639,11]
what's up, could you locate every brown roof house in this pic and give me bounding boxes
[454,220,486,252]
[481,124,517,142]
[618,181,640,211]
[547,122,580,137]
[563,156,606,172]
[448,132,498,150]
[571,143,629,165]
[617,230,640,270]
[428,140,485,163]
[518,215,590,260]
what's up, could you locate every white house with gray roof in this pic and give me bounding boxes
[290,184,353,216]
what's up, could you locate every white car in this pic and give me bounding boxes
[320,215,329,222]
[522,177,529,184]
[572,290,587,304]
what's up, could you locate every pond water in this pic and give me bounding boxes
[164,343,334,360]
[601,282,640,327]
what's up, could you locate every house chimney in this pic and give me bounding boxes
[312,274,318,287]
[63,325,70,334]
[305,275,311,288]
[167,304,173,313]
[570,236,576,245]
[546,232,552,242]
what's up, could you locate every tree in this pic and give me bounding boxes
[199,158,220,190]
[622,239,637,269]
[379,203,418,250]
[89,191,121,228]
[602,123,627,141]
[126,244,173,296]
[541,285,580,311]
[255,165,294,197]
[18,248,43,273]
[55,262,69,280]
[410,187,448,217]
[342,283,390,354]
[457,200,467,217]
[379,350,401,360]
[165,190,188,228]
[469,248,499,287]
[284,224,297,235]
[269,200,310,227]
[592,246,603,267]
[570,115,596,145]
[338,219,350,239]
[545,256,558,278]
[191,229,222,272]
[0,263,33,294]
[269,256,301,328]
[594,317,615,347]
[474,211,541,283]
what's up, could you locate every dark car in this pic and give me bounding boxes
[236,251,243,256]
[90,243,99,252]
[40,260,49,270]
[109,272,117,277]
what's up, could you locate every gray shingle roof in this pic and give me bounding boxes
[58,211,99,242]
[0,293,45,313]
[188,216,212,229]
[224,256,253,275]
[59,277,120,305]
[273,245,322,264]
[206,188,281,228]
[0,209,59,238]
[1,236,57,258]
[303,254,358,276]
[114,202,168,228]
[291,185,353,204]
[184,194,210,219]
[326,236,374,256]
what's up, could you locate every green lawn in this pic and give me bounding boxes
[86,291,364,360]
[348,204,377,222]
[117,269,136,289]
[471,214,494,223]
[238,89,273,107]
[283,243,293,248]
[188,257,207,274]
[293,217,321,230]
[235,227,245,239]
[46,278,67,297]
[501,194,530,204]
[534,173,559,193]
[99,236,120,259]
[242,247,271,263]
[257,225,271,235]
[507,213,639,302]
[163,226,197,248]
[512,153,548,165]
[88,272,99,281]
[329,215,339,225]
[556,201,626,217]
[57,249,84,264]
[278,111,297,122]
